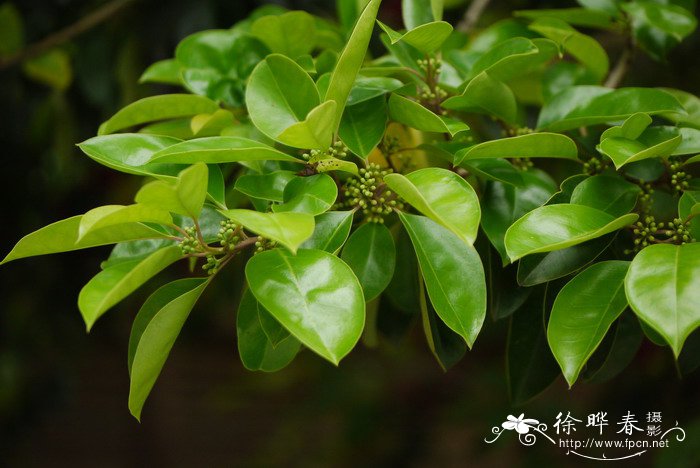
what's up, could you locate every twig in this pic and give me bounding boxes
[457,0,492,33]
[605,39,634,88]
[0,0,137,70]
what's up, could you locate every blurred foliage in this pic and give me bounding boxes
[1,0,700,466]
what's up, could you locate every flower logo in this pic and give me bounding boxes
[502,414,540,434]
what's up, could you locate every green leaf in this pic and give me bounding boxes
[377,20,453,54]
[419,278,467,370]
[1,216,167,265]
[389,93,469,136]
[139,59,182,85]
[529,17,609,81]
[622,2,697,61]
[569,175,641,216]
[459,158,524,187]
[507,285,560,405]
[300,211,354,253]
[135,163,209,219]
[246,54,329,148]
[237,288,300,371]
[505,204,638,261]
[537,86,685,132]
[457,133,578,164]
[325,0,381,130]
[79,245,183,330]
[481,170,556,264]
[103,239,174,269]
[399,213,486,347]
[78,134,183,178]
[246,249,365,364]
[0,3,24,57]
[250,11,316,58]
[235,171,297,202]
[98,95,218,135]
[22,48,72,91]
[276,100,338,150]
[642,126,700,156]
[175,29,269,107]
[148,136,301,164]
[517,234,614,287]
[548,260,630,386]
[385,168,480,245]
[402,0,440,29]
[347,76,403,106]
[341,223,396,300]
[598,122,682,169]
[625,243,700,357]
[78,204,173,240]
[442,71,517,124]
[339,96,388,157]
[220,209,314,253]
[583,311,643,383]
[660,88,700,129]
[600,112,651,140]
[128,278,208,420]
[678,191,700,240]
[465,37,542,82]
[515,8,618,29]
[272,174,338,216]
[256,304,291,348]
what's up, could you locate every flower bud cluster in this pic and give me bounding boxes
[218,220,241,253]
[179,226,203,254]
[342,163,404,223]
[669,160,690,192]
[302,141,349,162]
[254,236,277,254]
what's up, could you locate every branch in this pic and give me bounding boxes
[605,34,635,88]
[0,0,138,70]
[457,0,492,33]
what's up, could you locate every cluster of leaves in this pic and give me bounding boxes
[3,0,700,418]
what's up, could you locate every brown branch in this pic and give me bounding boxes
[0,0,138,70]
[457,0,492,33]
[605,46,633,88]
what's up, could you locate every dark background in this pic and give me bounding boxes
[1,0,699,466]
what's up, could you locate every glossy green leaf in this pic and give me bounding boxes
[103,239,174,269]
[256,303,291,348]
[537,86,685,132]
[339,96,388,157]
[1,216,167,265]
[175,29,269,106]
[78,204,173,240]
[481,170,556,263]
[139,59,182,85]
[237,288,300,371]
[465,37,559,83]
[325,0,381,129]
[660,88,700,129]
[79,245,183,330]
[622,2,697,61]
[272,174,338,216]
[385,168,481,245]
[402,0,442,29]
[190,109,235,137]
[148,136,301,164]
[517,234,614,287]
[625,243,700,357]
[399,213,486,347]
[547,174,588,205]
[235,171,296,202]
[583,311,643,384]
[220,209,314,253]
[641,126,700,156]
[600,112,651,140]
[569,175,641,216]
[250,11,316,58]
[678,191,700,240]
[128,278,208,420]
[135,163,209,218]
[598,132,681,169]
[98,95,218,135]
[347,76,403,106]
[459,158,524,187]
[529,17,609,81]
[548,260,630,386]
[246,249,365,364]
[341,223,396,301]
[300,211,354,253]
[442,71,517,124]
[505,204,638,261]
[377,20,453,54]
[246,54,329,148]
[389,93,469,136]
[516,8,618,29]
[315,157,359,175]
[457,133,578,164]
[78,134,183,178]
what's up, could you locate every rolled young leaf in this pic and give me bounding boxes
[245,249,365,364]
[128,278,209,420]
[399,213,486,347]
[548,260,630,387]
